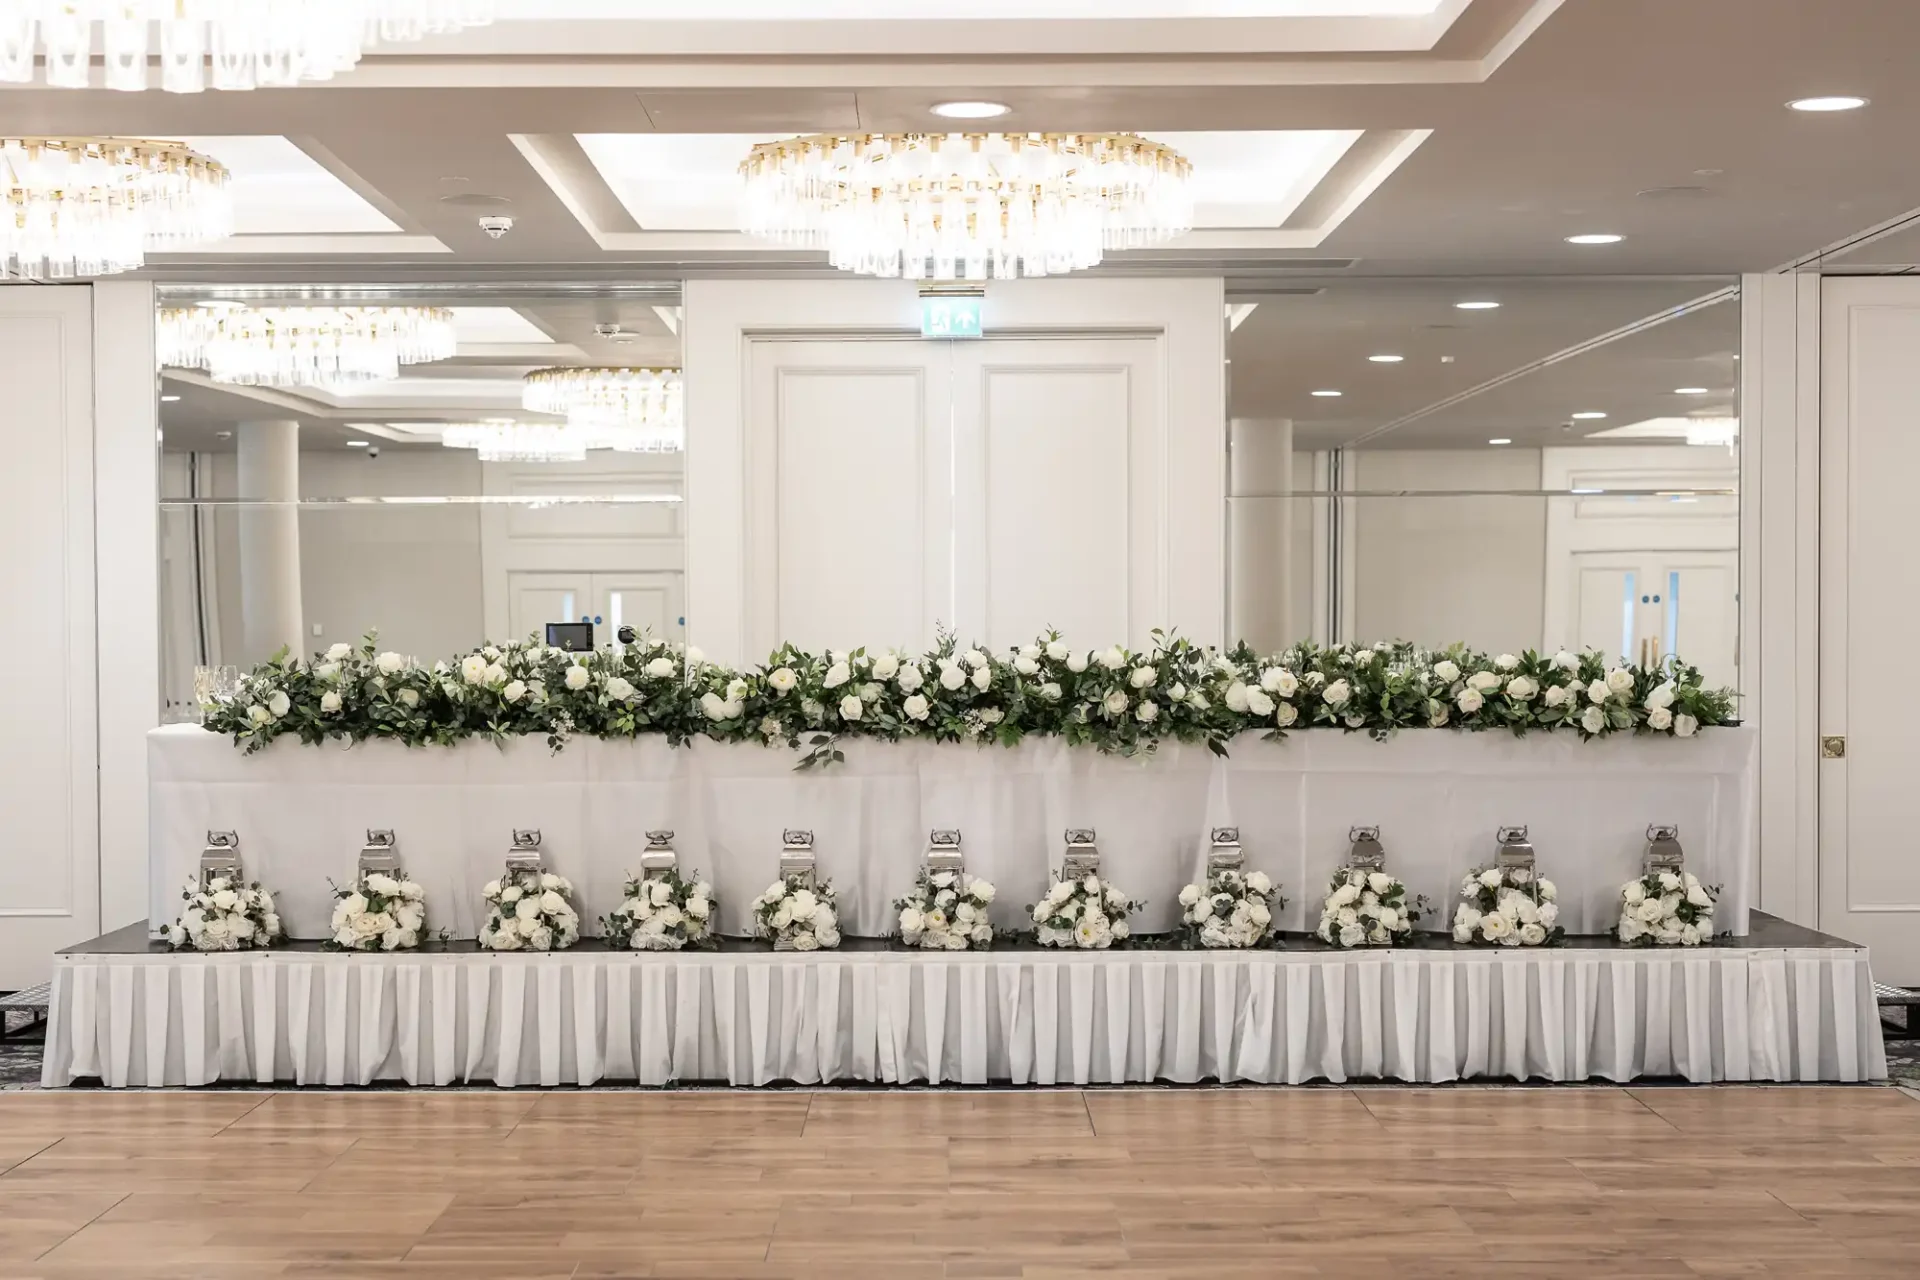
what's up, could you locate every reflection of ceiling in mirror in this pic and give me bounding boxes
[171,136,398,235]
[497,1,1444,17]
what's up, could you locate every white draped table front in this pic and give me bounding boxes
[43,943,1884,1088]
[148,724,1757,940]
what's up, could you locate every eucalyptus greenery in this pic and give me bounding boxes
[203,630,1737,765]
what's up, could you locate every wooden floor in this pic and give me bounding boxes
[0,1087,1915,1279]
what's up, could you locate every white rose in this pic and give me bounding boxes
[822,662,850,690]
[1467,671,1501,694]
[898,693,930,722]
[1432,660,1461,684]
[1331,883,1360,907]
[1103,689,1129,717]
[1046,641,1070,661]
[969,879,996,903]
[1582,705,1608,734]
[1245,687,1275,717]
[1686,885,1713,908]
[1647,706,1673,731]
[970,665,992,692]
[502,680,528,704]
[551,663,585,693]
[1135,699,1159,723]
[1362,873,1389,897]
[1225,682,1251,713]
[1645,682,1676,711]
[1623,881,1646,905]
[683,646,705,666]
[1519,923,1548,946]
[1129,666,1156,690]
[1587,679,1611,705]
[267,690,291,718]
[1246,871,1272,895]
[646,657,676,679]
[700,691,731,721]
[1495,653,1519,671]
[1637,898,1668,924]
[1031,681,1059,703]
[1480,913,1511,940]
[1339,923,1367,947]
[375,651,405,675]
[1537,901,1558,927]
[1322,679,1351,707]
[686,896,710,920]
[939,664,967,691]
[1014,655,1039,676]
[325,642,352,662]
[1456,688,1484,714]
[1375,906,1398,930]
[962,648,989,670]
[1067,652,1090,673]
[896,665,924,693]
[1673,713,1699,738]
[1082,875,1101,895]
[1543,684,1569,708]
[1178,884,1202,907]
[899,906,925,936]
[1098,646,1126,671]
[871,654,900,681]
[1505,676,1538,701]
[500,885,522,904]
[838,693,864,721]
[315,689,341,715]
[1606,667,1634,695]
[1552,650,1580,671]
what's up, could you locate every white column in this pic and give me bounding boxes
[1229,417,1293,652]
[236,420,305,663]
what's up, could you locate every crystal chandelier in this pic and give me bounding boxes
[2,137,230,278]
[738,132,1194,281]
[0,1,495,92]
[158,304,457,388]
[441,421,588,464]
[522,367,684,453]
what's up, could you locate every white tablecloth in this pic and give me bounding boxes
[43,942,1882,1087]
[148,724,1757,940]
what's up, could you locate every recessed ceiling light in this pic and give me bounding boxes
[1455,300,1500,310]
[346,440,371,447]
[931,100,1011,119]
[1788,95,1867,112]
[1488,437,1512,445]
[1571,411,1608,420]
[1311,389,1343,397]
[1674,387,1710,395]
[1368,354,1404,363]
[1565,233,1624,245]
[160,394,182,402]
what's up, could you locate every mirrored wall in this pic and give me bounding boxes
[156,284,685,718]
[1227,276,1741,692]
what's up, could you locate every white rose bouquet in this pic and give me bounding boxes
[1617,870,1718,946]
[1453,866,1563,947]
[326,870,426,951]
[1179,867,1283,949]
[479,869,581,952]
[1314,867,1423,947]
[895,869,998,950]
[603,868,715,951]
[164,876,284,952]
[1029,872,1138,949]
[751,876,841,950]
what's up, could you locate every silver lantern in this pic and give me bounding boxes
[198,830,242,889]
[926,829,964,878]
[1643,824,1686,876]
[1346,826,1386,873]
[640,830,679,881]
[505,829,545,874]
[1494,825,1538,892]
[779,829,817,890]
[357,829,401,878]
[1061,828,1100,881]
[1208,826,1245,874]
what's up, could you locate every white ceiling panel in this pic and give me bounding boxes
[498,1,1445,17]
[174,136,399,235]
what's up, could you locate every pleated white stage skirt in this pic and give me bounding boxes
[43,943,1886,1088]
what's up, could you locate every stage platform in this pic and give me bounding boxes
[42,915,1886,1089]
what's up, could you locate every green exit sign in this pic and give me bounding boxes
[920,293,983,338]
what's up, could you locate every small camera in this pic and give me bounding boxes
[477,215,514,239]
[365,445,380,458]
[616,625,637,645]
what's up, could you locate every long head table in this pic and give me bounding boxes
[148,724,1756,942]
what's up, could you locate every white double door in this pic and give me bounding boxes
[1568,552,1738,688]
[744,334,1213,655]
[508,571,685,650]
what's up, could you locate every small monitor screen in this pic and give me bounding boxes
[546,621,593,652]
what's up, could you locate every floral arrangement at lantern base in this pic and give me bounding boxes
[1618,870,1718,946]
[1030,872,1138,949]
[1314,868,1422,947]
[479,868,581,952]
[751,876,841,951]
[1453,866,1562,947]
[165,876,284,952]
[326,870,427,952]
[603,868,715,951]
[896,869,997,950]
[1179,868,1283,949]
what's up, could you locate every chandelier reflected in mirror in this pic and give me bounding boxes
[441,421,588,464]
[0,1,495,92]
[158,304,457,388]
[739,132,1193,281]
[2,137,231,278]
[522,367,684,454]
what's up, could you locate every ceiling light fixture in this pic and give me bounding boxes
[522,367,684,453]
[1788,96,1868,112]
[0,2,495,92]
[1310,389,1343,397]
[1565,233,1624,244]
[930,101,1012,120]
[1674,386,1710,395]
[1454,300,1500,310]
[1368,354,1404,363]
[1,137,231,278]
[157,305,456,389]
[442,421,589,464]
[345,440,371,448]
[1571,411,1608,420]
[739,132,1193,280]
[160,394,182,402]
[1488,437,1512,445]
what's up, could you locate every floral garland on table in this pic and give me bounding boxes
[326,870,427,952]
[165,877,284,952]
[479,869,581,952]
[602,868,716,951]
[1618,870,1718,946]
[1314,868,1422,948]
[202,631,1736,763]
[1453,867,1563,948]
[1029,872,1138,949]
[751,876,841,950]
[895,869,998,950]
[1178,868,1283,949]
